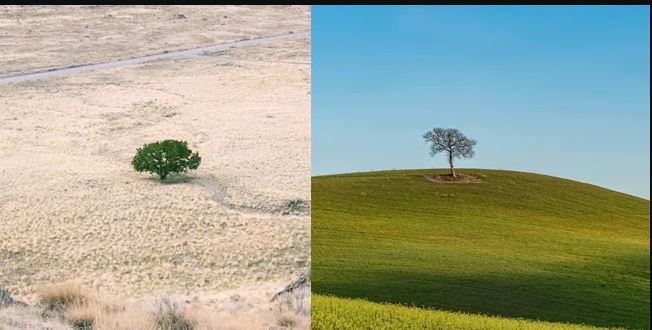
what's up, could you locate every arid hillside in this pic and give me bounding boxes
[0,5,310,329]
[0,5,309,76]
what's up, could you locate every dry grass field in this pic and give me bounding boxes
[0,5,310,329]
[0,5,309,76]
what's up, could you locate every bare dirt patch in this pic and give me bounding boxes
[424,174,482,184]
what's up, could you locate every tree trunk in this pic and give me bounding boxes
[448,151,456,178]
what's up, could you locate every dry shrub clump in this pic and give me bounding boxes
[39,281,89,312]
[38,281,106,329]
[153,299,197,330]
[65,300,106,330]
[22,281,310,329]
[273,286,311,329]
[276,314,298,328]
[35,282,203,330]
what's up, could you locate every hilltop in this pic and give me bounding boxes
[312,169,649,329]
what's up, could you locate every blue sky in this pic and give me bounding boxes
[312,5,650,199]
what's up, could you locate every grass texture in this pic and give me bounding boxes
[312,294,622,330]
[312,169,649,329]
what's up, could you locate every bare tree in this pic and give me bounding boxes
[423,128,476,178]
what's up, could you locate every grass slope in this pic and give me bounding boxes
[312,295,622,330]
[312,169,649,329]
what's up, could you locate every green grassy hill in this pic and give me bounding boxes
[312,295,622,330]
[312,169,650,329]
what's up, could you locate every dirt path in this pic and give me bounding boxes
[0,31,309,85]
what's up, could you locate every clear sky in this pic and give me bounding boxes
[312,5,650,199]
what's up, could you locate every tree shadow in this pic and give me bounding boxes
[144,175,197,185]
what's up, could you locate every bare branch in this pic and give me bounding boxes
[423,127,477,177]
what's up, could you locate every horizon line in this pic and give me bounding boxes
[311,167,650,201]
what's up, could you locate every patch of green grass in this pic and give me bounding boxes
[313,295,621,330]
[312,169,650,329]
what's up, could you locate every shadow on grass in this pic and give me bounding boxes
[144,175,197,185]
[313,265,649,329]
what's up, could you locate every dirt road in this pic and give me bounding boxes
[0,31,309,85]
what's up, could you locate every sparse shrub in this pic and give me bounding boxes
[153,299,196,330]
[70,316,94,330]
[66,301,104,330]
[276,314,298,328]
[272,286,311,329]
[274,286,311,316]
[39,282,88,312]
[132,140,201,180]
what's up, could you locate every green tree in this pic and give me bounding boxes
[132,140,201,180]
